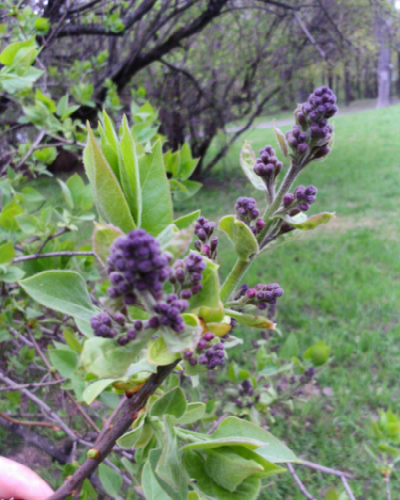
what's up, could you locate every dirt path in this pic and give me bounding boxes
[227,98,400,133]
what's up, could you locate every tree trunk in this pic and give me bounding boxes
[328,67,334,91]
[375,13,391,108]
[397,51,400,98]
[344,62,352,106]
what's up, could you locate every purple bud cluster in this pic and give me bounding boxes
[90,312,117,338]
[233,379,260,409]
[153,294,188,333]
[107,229,171,303]
[194,216,218,259]
[235,197,265,236]
[170,252,206,299]
[287,86,337,160]
[236,283,283,310]
[184,332,225,370]
[91,311,149,345]
[282,185,318,213]
[253,145,283,179]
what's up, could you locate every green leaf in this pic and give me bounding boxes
[273,125,289,157]
[120,115,142,225]
[117,414,148,449]
[15,214,37,235]
[66,174,93,210]
[83,378,117,405]
[174,180,202,202]
[0,266,25,283]
[0,242,14,265]
[150,387,187,419]
[225,309,274,330]
[240,141,267,192]
[189,257,220,311]
[92,222,123,267]
[63,327,83,353]
[48,349,77,379]
[34,17,50,33]
[75,318,94,338]
[162,315,202,353]
[138,140,173,236]
[156,416,186,494]
[219,216,259,262]
[204,447,263,492]
[0,37,36,65]
[256,346,268,371]
[230,446,286,478]
[57,179,74,209]
[84,125,135,233]
[98,463,122,499]
[174,210,201,230]
[80,332,153,378]
[172,402,206,425]
[20,271,98,323]
[183,449,261,500]
[147,337,181,366]
[280,333,299,360]
[281,212,335,230]
[325,487,340,500]
[303,340,331,367]
[178,143,199,180]
[142,457,174,500]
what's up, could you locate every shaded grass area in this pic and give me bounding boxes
[176,104,400,498]
[27,104,400,498]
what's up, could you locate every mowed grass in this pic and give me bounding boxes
[28,105,400,498]
[175,104,400,498]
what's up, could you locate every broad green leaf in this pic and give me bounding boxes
[204,447,263,492]
[283,212,336,230]
[0,203,23,230]
[142,457,174,500]
[98,123,120,180]
[174,210,201,230]
[63,327,82,353]
[92,222,123,267]
[240,141,267,192]
[15,214,37,235]
[189,257,220,310]
[150,387,187,419]
[174,180,202,202]
[231,446,286,478]
[83,378,117,405]
[66,174,93,210]
[84,125,135,233]
[20,271,98,323]
[0,266,25,283]
[172,402,206,425]
[80,331,153,378]
[256,346,268,371]
[117,414,148,449]
[0,37,36,65]
[183,449,261,500]
[98,463,122,500]
[0,242,14,265]
[120,115,142,225]
[147,337,181,366]
[156,416,186,494]
[219,216,259,262]
[280,333,299,359]
[75,318,94,338]
[225,309,274,329]
[178,143,199,180]
[138,140,173,236]
[161,226,194,259]
[303,340,331,367]
[48,349,77,379]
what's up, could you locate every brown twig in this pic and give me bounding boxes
[35,228,70,257]
[287,463,317,500]
[13,251,94,263]
[0,411,60,430]
[300,460,353,479]
[15,127,46,170]
[385,476,391,500]
[46,361,179,500]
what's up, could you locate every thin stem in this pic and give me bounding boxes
[13,251,94,263]
[286,463,317,500]
[15,127,46,170]
[220,259,251,303]
[299,460,353,479]
[385,476,391,500]
[0,411,60,430]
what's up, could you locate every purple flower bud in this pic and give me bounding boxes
[294,185,306,200]
[283,193,294,208]
[191,284,203,295]
[197,339,207,350]
[297,143,309,155]
[198,354,207,365]
[203,332,215,342]
[181,289,192,300]
[299,202,310,211]
[118,336,129,346]
[184,351,193,359]
[148,316,160,329]
[201,244,211,257]
[114,312,126,326]
[189,357,198,366]
[127,329,137,340]
[250,209,259,220]
[134,320,143,331]
[256,218,265,231]
[247,288,257,299]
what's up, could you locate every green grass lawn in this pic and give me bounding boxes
[175,104,400,498]
[28,104,400,498]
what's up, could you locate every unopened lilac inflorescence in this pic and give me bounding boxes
[236,283,283,310]
[170,251,206,299]
[184,331,226,371]
[194,216,218,259]
[107,229,171,303]
[287,86,338,160]
[253,145,283,178]
[282,185,318,213]
[235,197,265,235]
